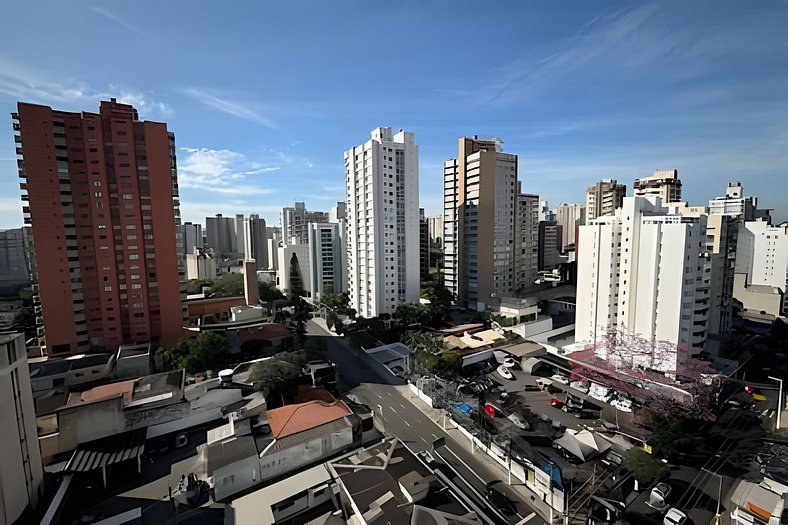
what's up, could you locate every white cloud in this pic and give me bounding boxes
[182,88,278,128]
[177,147,280,195]
[0,56,172,119]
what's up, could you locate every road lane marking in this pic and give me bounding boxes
[390,407,397,413]
[403,420,410,427]
[400,403,406,409]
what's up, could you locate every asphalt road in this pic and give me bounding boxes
[305,320,546,524]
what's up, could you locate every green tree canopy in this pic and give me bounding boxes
[185,273,246,298]
[621,447,668,485]
[414,349,462,380]
[319,284,350,310]
[156,331,233,374]
[249,350,308,396]
[259,281,285,302]
[11,307,36,340]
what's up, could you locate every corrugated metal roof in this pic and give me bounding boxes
[65,428,146,473]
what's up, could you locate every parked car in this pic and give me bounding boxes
[459,382,485,395]
[648,483,672,510]
[611,397,633,413]
[569,380,590,393]
[663,508,687,525]
[502,357,518,369]
[496,365,514,381]
[600,449,624,468]
[507,412,530,430]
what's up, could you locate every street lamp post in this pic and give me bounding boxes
[767,376,784,430]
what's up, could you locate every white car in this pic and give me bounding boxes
[663,508,687,525]
[611,398,633,413]
[569,381,589,393]
[550,374,569,385]
[496,365,514,381]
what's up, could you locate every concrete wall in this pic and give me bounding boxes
[0,334,43,523]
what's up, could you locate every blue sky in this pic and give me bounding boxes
[1,1,787,228]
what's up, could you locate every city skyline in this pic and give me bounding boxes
[1,2,788,230]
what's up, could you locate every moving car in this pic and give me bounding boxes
[496,365,514,380]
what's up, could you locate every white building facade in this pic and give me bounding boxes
[0,333,43,524]
[307,222,347,301]
[556,203,585,250]
[576,197,711,373]
[344,127,419,318]
[736,220,788,316]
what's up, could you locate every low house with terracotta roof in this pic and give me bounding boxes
[208,391,374,502]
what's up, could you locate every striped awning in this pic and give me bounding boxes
[66,428,146,473]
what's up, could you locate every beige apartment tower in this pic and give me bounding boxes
[634,169,682,203]
[585,179,626,222]
[444,137,517,310]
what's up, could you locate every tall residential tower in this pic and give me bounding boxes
[13,100,184,354]
[585,179,626,222]
[633,169,682,203]
[444,137,517,310]
[344,127,419,317]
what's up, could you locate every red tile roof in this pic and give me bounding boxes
[267,399,353,438]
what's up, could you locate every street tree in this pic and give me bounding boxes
[156,332,233,374]
[621,447,667,485]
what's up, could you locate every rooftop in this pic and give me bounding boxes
[267,399,353,438]
[327,438,474,525]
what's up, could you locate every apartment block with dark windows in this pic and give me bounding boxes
[13,99,185,355]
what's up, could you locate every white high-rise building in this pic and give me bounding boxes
[344,127,419,318]
[708,181,768,221]
[556,203,585,250]
[576,196,712,373]
[735,220,788,317]
[307,222,347,301]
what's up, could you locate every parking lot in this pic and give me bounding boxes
[463,356,641,440]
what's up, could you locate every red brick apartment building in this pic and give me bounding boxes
[13,99,185,355]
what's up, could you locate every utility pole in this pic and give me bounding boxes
[701,468,723,524]
[767,376,783,430]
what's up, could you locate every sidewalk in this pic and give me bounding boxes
[394,384,559,524]
[308,316,340,336]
